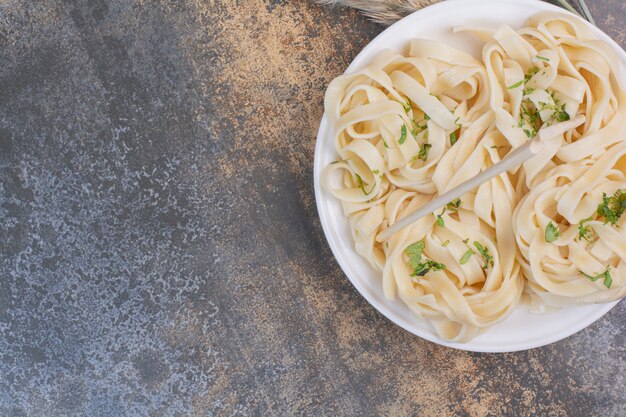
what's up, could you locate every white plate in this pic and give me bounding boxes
[314,0,624,352]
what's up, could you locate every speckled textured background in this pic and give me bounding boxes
[0,1,624,416]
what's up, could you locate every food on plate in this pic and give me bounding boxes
[321,12,626,342]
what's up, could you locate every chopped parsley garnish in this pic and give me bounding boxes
[545,222,560,243]
[577,217,594,241]
[517,87,571,138]
[526,66,540,81]
[412,260,447,276]
[459,238,475,265]
[519,99,541,138]
[454,116,462,127]
[424,113,431,120]
[411,118,428,137]
[399,99,412,113]
[399,124,407,145]
[459,249,474,265]
[330,160,340,164]
[405,241,425,270]
[596,190,626,225]
[581,266,613,289]
[446,198,462,212]
[354,173,374,195]
[540,99,570,122]
[418,143,432,161]
[436,208,445,228]
[597,193,614,224]
[450,131,458,146]
[536,55,550,62]
[372,169,380,175]
[507,80,523,89]
[473,241,493,269]
[405,241,447,276]
[523,87,535,96]
[547,92,570,122]
[508,66,540,90]
[382,137,390,149]
[442,240,450,247]
[538,95,570,122]
[554,105,570,122]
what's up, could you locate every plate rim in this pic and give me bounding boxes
[313,0,623,353]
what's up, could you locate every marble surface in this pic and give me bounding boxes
[0,1,624,416]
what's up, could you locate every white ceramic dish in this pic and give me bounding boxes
[314,0,624,352]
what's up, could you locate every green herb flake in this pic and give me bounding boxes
[446,198,462,212]
[536,55,550,62]
[555,105,570,122]
[442,240,450,247]
[527,66,540,80]
[459,250,474,265]
[424,113,431,121]
[518,97,540,138]
[436,215,444,228]
[613,190,626,220]
[398,124,407,145]
[382,137,390,149]
[399,99,412,113]
[545,222,560,243]
[405,241,446,276]
[507,80,523,89]
[597,190,626,225]
[577,217,594,241]
[511,66,540,91]
[411,118,427,137]
[354,173,374,196]
[412,260,447,277]
[540,93,570,123]
[372,169,380,175]
[450,131,458,146]
[581,266,613,289]
[330,160,340,164]
[597,192,614,224]
[418,143,432,162]
[473,241,494,269]
[405,241,425,270]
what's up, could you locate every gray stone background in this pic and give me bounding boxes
[0,0,624,416]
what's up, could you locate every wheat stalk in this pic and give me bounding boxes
[315,0,594,26]
[574,0,595,24]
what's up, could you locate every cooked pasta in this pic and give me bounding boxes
[321,12,626,342]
